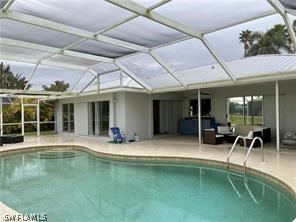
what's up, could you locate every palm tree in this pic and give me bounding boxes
[239,30,254,57]
[0,62,31,89]
[240,23,295,57]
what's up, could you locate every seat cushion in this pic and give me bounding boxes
[217,126,230,134]
[246,131,254,139]
[235,125,259,136]
[282,139,296,145]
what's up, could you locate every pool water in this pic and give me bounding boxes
[0,150,296,222]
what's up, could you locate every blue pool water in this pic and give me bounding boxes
[0,150,296,222]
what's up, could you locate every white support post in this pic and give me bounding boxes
[97,74,100,94]
[37,99,40,136]
[198,89,202,145]
[148,94,153,139]
[21,98,24,136]
[0,98,2,136]
[275,81,280,152]
[120,71,123,87]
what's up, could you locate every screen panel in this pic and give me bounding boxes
[118,53,168,79]
[0,45,52,60]
[206,14,285,62]
[70,40,135,58]
[11,0,134,32]
[0,19,81,48]
[45,54,100,67]
[29,65,84,90]
[154,38,217,71]
[155,0,275,33]
[104,16,187,48]
[71,71,95,92]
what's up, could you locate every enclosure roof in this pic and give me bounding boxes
[1,0,296,97]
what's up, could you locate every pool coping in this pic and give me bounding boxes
[1,143,296,199]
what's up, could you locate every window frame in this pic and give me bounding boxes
[227,95,264,126]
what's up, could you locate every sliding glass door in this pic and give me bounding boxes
[88,101,109,136]
[63,103,74,133]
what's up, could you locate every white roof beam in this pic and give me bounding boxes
[0,10,148,53]
[119,10,278,60]
[149,50,187,88]
[91,68,121,76]
[106,0,236,82]
[97,0,171,34]
[88,68,99,77]
[60,0,172,54]
[0,37,113,63]
[2,0,15,11]
[24,63,39,90]
[0,54,88,70]
[115,62,152,91]
[79,76,97,95]
[201,37,236,82]
[105,0,202,38]
[203,11,277,34]
[88,68,100,93]
[286,8,296,16]
[69,69,89,92]
[0,88,70,96]
[266,0,296,51]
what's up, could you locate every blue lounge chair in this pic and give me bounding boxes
[110,127,126,143]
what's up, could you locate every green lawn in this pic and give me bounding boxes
[228,115,263,125]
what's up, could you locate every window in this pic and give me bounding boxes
[88,101,110,136]
[63,103,74,132]
[189,99,211,116]
[227,96,263,125]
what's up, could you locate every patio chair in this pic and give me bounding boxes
[0,135,24,146]
[282,132,296,147]
[110,127,127,143]
[239,131,262,148]
[203,129,224,145]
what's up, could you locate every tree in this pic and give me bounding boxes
[239,22,295,57]
[42,80,70,92]
[0,62,31,89]
[239,30,254,57]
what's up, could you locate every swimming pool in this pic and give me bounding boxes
[0,148,296,222]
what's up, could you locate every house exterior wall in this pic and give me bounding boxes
[55,79,296,142]
[211,80,296,139]
[124,92,150,140]
[57,93,114,136]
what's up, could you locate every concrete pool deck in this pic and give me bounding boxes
[1,134,296,221]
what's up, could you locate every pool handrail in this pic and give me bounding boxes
[227,135,246,168]
[243,137,264,177]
